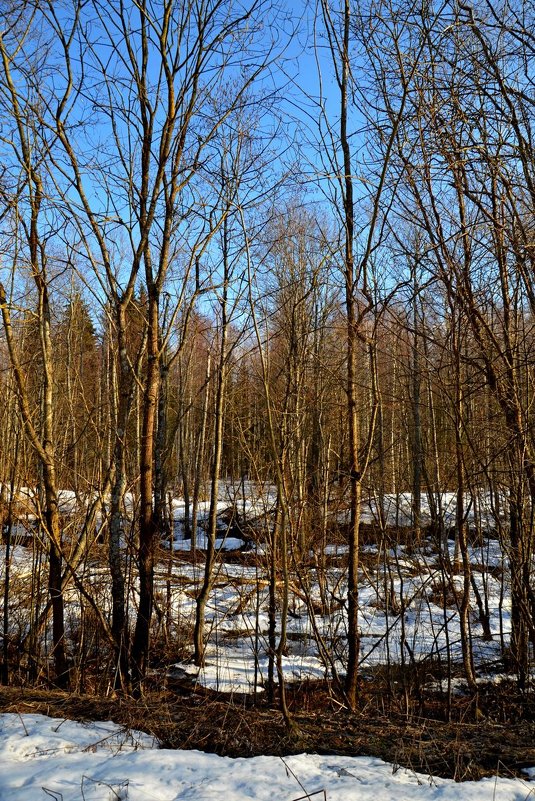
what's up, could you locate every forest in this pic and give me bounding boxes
[0,0,535,779]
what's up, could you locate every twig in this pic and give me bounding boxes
[42,789,63,801]
[281,755,327,801]
[16,711,28,736]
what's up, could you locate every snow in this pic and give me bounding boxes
[0,525,517,695]
[361,490,503,531]
[0,713,532,801]
[1,484,533,795]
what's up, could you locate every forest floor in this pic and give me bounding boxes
[2,492,534,785]
[1,676,534,783]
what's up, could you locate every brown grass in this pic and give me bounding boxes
[0,677,534,782]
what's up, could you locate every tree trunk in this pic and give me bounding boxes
[132,288,160,687]
[339,0,360,710]
[194,307,228,667]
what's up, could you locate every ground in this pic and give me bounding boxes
[1,676,533,783]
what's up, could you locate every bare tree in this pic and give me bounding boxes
[0,5,71,685]
[313,0,420,708]
[366,0,535,686]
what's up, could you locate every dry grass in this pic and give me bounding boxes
[0,678,534,782]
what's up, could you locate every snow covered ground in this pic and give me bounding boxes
[1,484,533,796]
[0,712,533,801]
[0,524,516,695]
